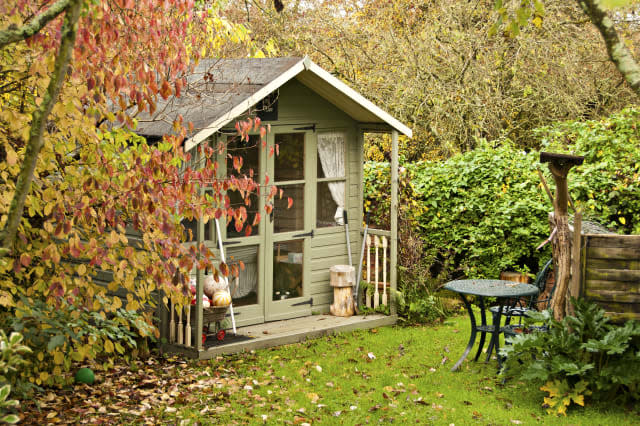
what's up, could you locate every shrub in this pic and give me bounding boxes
[500,299,640,415]
[537,106,640,234]
[0,330,31,424]
[1,296,154,393]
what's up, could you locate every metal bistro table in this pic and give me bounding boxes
[443,279,539,372]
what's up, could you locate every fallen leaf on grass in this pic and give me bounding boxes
[510,420,523,424]
[413,397,429,406]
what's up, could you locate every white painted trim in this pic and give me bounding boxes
[306,62,413,138]
[185,58,307,152]
[185,57,412,152]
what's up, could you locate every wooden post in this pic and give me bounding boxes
[185,304,191,347]
[366,235,372,308]
[374,236,380,308]
[568,210,583,316]
[169,300,175,343]
[390,130,399,315]
[540,152,584,321]
[177,305,183,345]
[195,188,205,351]
[382,236,388,306]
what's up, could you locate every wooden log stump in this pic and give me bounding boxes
[330,265,355,317]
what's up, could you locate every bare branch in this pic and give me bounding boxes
[577,0,640,96]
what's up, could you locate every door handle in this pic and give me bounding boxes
[293,230,314,239]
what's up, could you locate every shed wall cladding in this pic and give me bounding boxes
[580,234,640,322]
[276,78,363,313]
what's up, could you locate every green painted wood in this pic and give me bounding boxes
[390,130,398,315]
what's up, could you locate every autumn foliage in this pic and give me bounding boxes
[0,0,269,388]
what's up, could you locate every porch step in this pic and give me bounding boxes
[163,314,396,360]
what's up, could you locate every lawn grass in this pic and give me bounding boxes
[22,312,639,424]
[169,313,638,425]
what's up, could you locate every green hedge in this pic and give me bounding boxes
[364,107,640,290]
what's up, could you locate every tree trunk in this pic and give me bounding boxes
[577,0,640,96]
[0,0,82,256]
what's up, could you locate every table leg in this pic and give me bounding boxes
[486,300,504,364]
[474,297,487,361]
[451,293,476,372]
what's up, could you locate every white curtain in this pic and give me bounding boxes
[317,132,346,225]
[228,246,258,298]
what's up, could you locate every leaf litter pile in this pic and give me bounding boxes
[20,316,637,425]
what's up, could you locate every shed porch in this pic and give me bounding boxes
[162,313,396,360]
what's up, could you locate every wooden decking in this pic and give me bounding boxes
[163,314,397,360]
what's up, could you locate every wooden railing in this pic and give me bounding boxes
[361,228,391,308]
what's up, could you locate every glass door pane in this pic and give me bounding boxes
[227,135,261,238]
[273,239,304,301]
[227,245,259,307]
[266,131,312,321]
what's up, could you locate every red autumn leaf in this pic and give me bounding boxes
[160,79,172,100]
[20,253,32,267]
[287,197,293,209]
[219,262,229,277]
[252,212,261,226]
[244,225,252,236]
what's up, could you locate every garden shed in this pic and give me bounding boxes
[136,57,412,359]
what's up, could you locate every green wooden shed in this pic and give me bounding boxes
[138,57,412,359]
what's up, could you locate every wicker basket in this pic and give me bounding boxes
[190,305,228,324]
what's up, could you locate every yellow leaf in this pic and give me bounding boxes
[104,339,114,354]
[77,264,87,276]
[532,16,542,28]
[5,147,17,166]
[112,297,122,310]
[40,371,50,382]
[37,352,44,362]
[53,350,64,365]
[619,217,626,225]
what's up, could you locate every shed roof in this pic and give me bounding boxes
[133,57,412,151]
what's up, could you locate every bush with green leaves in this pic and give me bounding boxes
[0,330,31,424]
[537,106,640,234]
[364,108,640,304]
[500,298,640,415]
[1,296,154,393]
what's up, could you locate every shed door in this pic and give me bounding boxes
[265,131,314,321]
